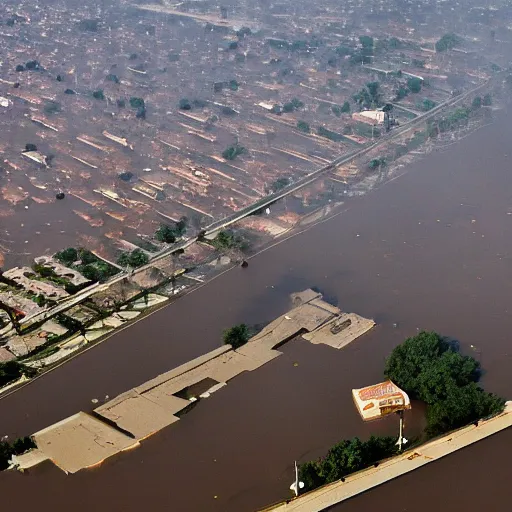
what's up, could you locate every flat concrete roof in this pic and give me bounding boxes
[33,412,138,474]
[302,313,375,349]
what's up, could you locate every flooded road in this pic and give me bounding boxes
[1,108,512,511]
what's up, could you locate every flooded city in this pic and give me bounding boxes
[2,0,512,510]
[0,103,511,510]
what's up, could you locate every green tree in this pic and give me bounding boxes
[482,94,492,106]
[435,33,461,52]
[223,324,250,349]
[155,224,176,244]
[422,98,436,111]
[407,77,422,93]
[25,60,41,71]
[92,89,105,100]
[0,442,13,471]
[359,35,374,49]
[368,157,386,169]
[106,73,120,84]
[78,248,97,264]
[12,437,36,455]
[283,102,295,113]
[80,264,101,281]
[155,219,187,243]
[179,98,192,110]
[395,86,408,101]
[331,105,342,117]
[385,331,451,396]
[222,144,246,160]
[55,247,78,265]
[385,331,504,437]
[117,249,149,268]
[299,461,325,490]
[297,120,310,133]
[268,177,290,193]
[129,97,144,109]
[472,96,482,109]
[44,100,61,115]
[0,361,37,387]
[341,101,350,113]
[426,383,504,436]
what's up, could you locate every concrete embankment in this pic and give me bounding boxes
[261,401,512,512]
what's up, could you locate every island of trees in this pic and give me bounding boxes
[299,331,505,492]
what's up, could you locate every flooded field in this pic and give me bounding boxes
[1,107,512,511]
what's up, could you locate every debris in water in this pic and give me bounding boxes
[56,192,65,200]
[241,260,248,268]
[91,398,99,404]
[293,362,299,367]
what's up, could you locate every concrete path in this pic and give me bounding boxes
[262,402,512,512]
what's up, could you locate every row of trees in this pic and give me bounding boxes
[54,247,119,282]
[427,94,490,138]
[300,436,398,490]
[297,331,505,493]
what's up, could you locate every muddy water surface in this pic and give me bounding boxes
[0,110,512,511]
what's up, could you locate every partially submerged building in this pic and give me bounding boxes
[14,290,375,473]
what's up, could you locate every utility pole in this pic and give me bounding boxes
[289,460,304,497]
[396,410,408,451]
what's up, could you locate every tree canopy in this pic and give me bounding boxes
[359,35,374,49]
[155,218,187,244]
[385,331,504,436]
[223,324,250,349]
[55,247,78,265]
[435,33,461,52]
[297,120,310,133]
[222,144,246,160]
[300,436,397,492]
[117,249,149,268]
[0,361,37,388]
[407,77,422,93]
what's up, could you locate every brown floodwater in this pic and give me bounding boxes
[1,107,512,511]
